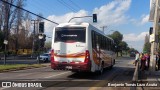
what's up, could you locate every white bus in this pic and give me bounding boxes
[51,22,116,74]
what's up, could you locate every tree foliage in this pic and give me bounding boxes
[108,31,123,45]
[143,34,150,53]
[0,0,40,54]
[45,41,51,49]
[108,31,138,56]
[108,31,122,55]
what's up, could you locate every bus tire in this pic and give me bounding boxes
[97,62,104,75]
[71,70,79,73]
[109,65,113,69]
[113,59,115,65]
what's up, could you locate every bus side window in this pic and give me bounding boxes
[106,39,109,50]
[92,31,96,49]
[111,41,113,51]
[102,36,104,49]
[102,36,105,50]
[96,34,98,48]
[99,34,102,50]
[108,40,111,50]
[105,38,107,50]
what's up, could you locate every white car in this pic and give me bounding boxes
[37,53,51,62]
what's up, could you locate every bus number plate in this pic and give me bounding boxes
[66,66,72,69]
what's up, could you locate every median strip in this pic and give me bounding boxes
[0,64,47,73]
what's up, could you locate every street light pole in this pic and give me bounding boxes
[4,44,6,65]
[3,40,8,65]
[38,39,40,64]
[37,34,43,64]
[100,26,107,33]
[31,20,37,58]
[150,0,160,72]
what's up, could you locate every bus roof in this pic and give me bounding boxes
[56,22,90,27]
[56,22,114,42]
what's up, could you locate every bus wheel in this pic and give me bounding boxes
[109,65,113,69]
[113,59,115,65]
[97,63,104,75]
[71,70,79,73]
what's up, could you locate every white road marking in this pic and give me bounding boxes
[44,71,71,78]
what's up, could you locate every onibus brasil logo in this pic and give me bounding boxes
[2,82,42,88]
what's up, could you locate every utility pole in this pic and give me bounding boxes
[100,26,107,33]
[150,0,160,72]
[31,20,38,57]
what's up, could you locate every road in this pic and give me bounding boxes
[0,57,135,90]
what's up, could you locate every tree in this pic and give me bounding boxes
[0,31,5,51]
[126,46,130,55]
[119,41,128,56]
[108,31,123,56]
[0,0,36,54]
[128,48,138,55]
[0,0,18,51]
[45,41,51,49]
[143,34,151,53]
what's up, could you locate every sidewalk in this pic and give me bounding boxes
[137,70,160,90]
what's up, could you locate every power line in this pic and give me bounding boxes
[29,0,55,16]
[0,0,59,25]
[69,0,81,10]
[57,0,77,12]
[100,26,107,33]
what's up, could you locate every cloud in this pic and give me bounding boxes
[93,0,131,26]
[140,14,149,25]
[44,10,88,33]
[44,0,131,34]
[127,41,144,52]
[130,14,149,25]
[123,32,149,52]
[123,32,149,41]
[43,0,149,52]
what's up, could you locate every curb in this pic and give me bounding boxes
[130,62,139,90]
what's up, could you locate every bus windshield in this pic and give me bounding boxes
[54,27,86,43]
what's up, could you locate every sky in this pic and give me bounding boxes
[25,0,152,52]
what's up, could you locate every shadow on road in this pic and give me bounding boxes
[67,66,135,82]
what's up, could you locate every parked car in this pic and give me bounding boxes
[130,53,135,57]
[37,53,51,62]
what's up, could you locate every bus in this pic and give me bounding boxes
[51,22,116,74]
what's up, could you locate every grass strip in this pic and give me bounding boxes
[0,64,45,71]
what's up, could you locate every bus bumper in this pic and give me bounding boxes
[51,62,91,71]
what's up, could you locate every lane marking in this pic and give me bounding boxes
[44,71,71,78]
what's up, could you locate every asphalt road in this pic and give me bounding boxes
[0,56,135,90]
